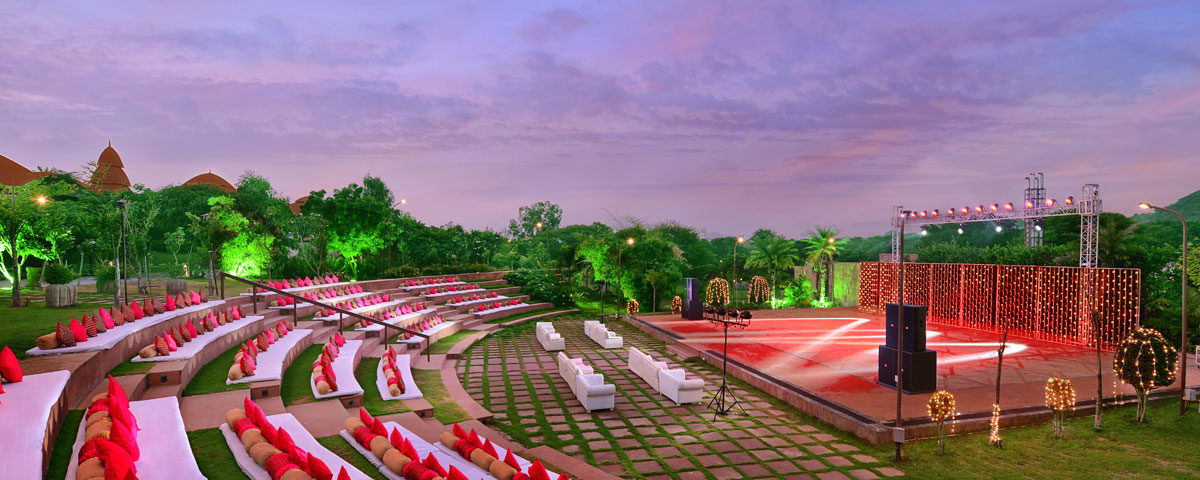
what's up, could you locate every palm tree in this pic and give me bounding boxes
[745,235,800,308]
[802,226,846,304]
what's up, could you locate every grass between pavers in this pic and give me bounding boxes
[45,409,83,480]
[188,427,251,480]
[422,330,476,355]
[354,359,414,417]
[0,302,97,360]
[182,341,250,396]
[871,400,1200,479]
[461,316,897,480]
[411,367,471,424]
[281,344,323,406]
[483,307,568,324]
[317,434,388,480]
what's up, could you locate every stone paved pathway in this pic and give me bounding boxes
[458,314,904,479]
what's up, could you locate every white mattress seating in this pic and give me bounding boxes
[316,297,404,322]
[472,300,530,317]
[311,334,365,399]
[354,304,434,332]
[395,317,456,344]
[445,292,506,306]
[401,276,463,291]
[27,291,227,355]
[226,325,313,384]
[0,368,70,480]
[556,351,616,411]
[436,422,565,479]
[535,322,565,351]
[424,288,485,300]
[627,347,705,404]
[377,346,422,400]
[343,409,491,480]
[584,320,623,349]
[132,311,265,362]
[66,376,205,480]
[243,275,352,296]
[222,398,371,480]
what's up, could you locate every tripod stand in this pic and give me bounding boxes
[707,310,749,418]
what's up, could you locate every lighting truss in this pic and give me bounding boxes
[890,183,1102,267]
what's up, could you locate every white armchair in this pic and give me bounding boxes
[584,320,623,349]
[556,352,615,411]
[658,368,705,404]
[536,322,565,351]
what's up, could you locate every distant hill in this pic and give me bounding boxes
[1133,188,1200,222]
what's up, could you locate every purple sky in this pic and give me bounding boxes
[3,1,1199,237]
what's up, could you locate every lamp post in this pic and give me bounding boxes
[534,221,543,237]
[1140,202,1190,415]
[894,210,909,461]
[617,237,634,318]
[732,236,744,305]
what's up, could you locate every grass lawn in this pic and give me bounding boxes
[422,330,476,355]
[873,400,1200,479]
[317,435,388,480]
[106,358,154,377]
[482,307,569,324]
[45,409,83,480]
[188,427,251,480]
[182,341,250,396]
[0,302,97,359]
[281,344,323,406]
[354,360,413,417]
[411,368,470,424]
[478,283,512,290]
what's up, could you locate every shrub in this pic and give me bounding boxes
[95,265,116,292]
[383,265,421,279]
[504,269,572,307]
[419,263,494,276]
[42,263,78,285]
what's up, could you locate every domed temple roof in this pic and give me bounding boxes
[289,195,310,215]
[89,142,131,192]
[183,171,236,192]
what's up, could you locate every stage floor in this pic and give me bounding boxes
[641,307,1198,422]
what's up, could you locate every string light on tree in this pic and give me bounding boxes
[671,295,683,315]
[1113,327,1178,422]
[626,299,640,315]
[1044,377,1076,437]
[926,390,957,455]
[989,403,1002,446]
[748,275,770,304]
[706,278,730,306]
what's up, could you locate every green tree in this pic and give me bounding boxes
[0,180,73,306]
[508,201,562,239]
[745,235,800,308]
[165,227,186,266]
[303,175,397,278]
[188,196,272,279]
[802,226,846,304]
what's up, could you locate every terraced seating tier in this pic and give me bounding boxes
[0,370,70,479]
[66,396,205,480]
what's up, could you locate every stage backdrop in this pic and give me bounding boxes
[858,262,1140,350]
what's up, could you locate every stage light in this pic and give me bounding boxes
[975,205,984,213]
[947,208,955,216]
[1025,200,1034,208]
[1035,225,1042,231]
[1138,202,1151,210]
[932,209,939,217]
[1004,203,1014,211]
[957,227,964,234]
[1064,196,1074,205]
[961,207,969,214]
[991,204,999,211]
[920,229,928,236]
[920,211,928,218]
[995,225,1003,232]
[1046,198,1056,207]
[909,212,918,218]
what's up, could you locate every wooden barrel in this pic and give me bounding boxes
[166,278,189,295]
[45,284,77,307]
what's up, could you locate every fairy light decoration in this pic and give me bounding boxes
[706,278,730,306]
[626,299,639,315]
[670,295,683,315]
[1044,377,1076,437]
[926,390,957,454]
[747,275,770,304]
[1113,327,1178,423]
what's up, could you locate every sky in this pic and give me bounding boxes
[2,0,1199,238]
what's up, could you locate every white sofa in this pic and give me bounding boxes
[535,322,565,351]
[584,320,623,349]
[627,347,705,405]
[556,352,616,411]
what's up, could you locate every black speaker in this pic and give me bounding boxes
[885,303,928,352]
[877,346,937,394]
[683,278,703,319]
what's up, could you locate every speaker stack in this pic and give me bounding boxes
[877,303,938,394]
[682,278,704,320]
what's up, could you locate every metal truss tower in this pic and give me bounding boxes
[1024,172,1046,247]
[1079,184,1101,268]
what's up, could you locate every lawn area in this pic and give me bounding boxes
[411,368,470,424]
[188,427,251,480]
[281,344,322,406]
[317,435,388,480]
[873,400,1200,479]
[107,358,154,377]
[354,360,413,416]
[45,409,83,480]
[422,330,475,355]
[182,341,250,396]
[482,307,570,324]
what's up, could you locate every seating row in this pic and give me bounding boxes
[583,320,623,349]
[402,277,462,290]
[311,333,364,399]
[0,347,69,479]
[535,323,564,351]
[134,307,259,361]
[556,352,615,412]
[31,290,223,354]
[343,409,476,480]
[627,347,705,404]
[377,346,422,400]
[227,323,311,384]
[436,422,564,479]
[223,397,367,479]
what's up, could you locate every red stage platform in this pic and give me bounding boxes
[637,307,1197,440]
